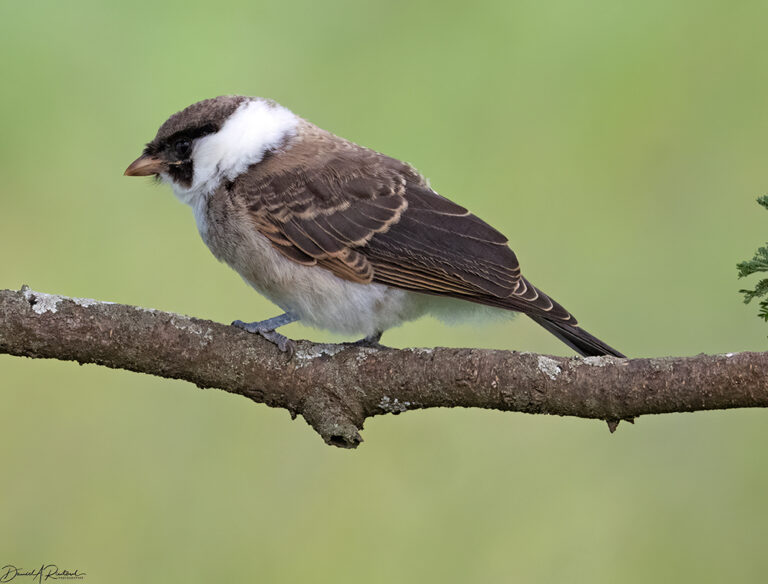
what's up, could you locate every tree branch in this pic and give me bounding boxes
[1,287,765,448]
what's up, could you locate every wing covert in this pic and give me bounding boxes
[238,148,409,283]
[234,138,577,323]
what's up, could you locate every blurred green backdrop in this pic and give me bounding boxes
[2,0,768,582]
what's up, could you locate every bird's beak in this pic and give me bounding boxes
[124,155,168,177]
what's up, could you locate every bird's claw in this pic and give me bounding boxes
[349,331,384,348]
[231,319,260,333]
[232,320,296,358]
[259,330,296,358]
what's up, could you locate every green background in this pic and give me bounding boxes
[2,0,768,581]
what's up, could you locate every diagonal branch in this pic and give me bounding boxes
[1,286,765,448]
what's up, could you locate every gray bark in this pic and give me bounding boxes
[1,286,764,448]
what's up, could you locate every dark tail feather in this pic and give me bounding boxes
[528,315,625,358]
[529,315,628,431]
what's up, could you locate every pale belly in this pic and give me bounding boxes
[196,202,430,337]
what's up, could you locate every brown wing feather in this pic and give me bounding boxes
[233,129,578,324]
[361,187,576,323]
[239,139,410,284]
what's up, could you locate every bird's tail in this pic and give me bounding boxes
[528,315,625,358]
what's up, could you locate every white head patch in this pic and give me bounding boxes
[166,98,299,206]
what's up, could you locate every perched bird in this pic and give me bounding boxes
[125,96,623,358]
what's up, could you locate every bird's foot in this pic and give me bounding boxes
[232,318,297,358]
[349,331,384,349]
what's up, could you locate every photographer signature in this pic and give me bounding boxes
[0,565,85,583]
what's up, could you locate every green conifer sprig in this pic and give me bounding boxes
[738,195,768,321]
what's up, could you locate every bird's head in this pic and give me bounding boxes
[124,95,299,204]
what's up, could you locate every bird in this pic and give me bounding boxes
[124,95,624,359]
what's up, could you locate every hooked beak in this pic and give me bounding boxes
[124,155,168,177]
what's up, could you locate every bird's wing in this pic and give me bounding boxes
[364,182,576,323]
[237,147,576,324]
[240,148,410,284]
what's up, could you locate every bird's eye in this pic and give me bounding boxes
[173,139,192,159]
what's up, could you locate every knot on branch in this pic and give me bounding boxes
[300,389,364,448]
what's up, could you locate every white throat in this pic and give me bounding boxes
[165,99,299,207]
